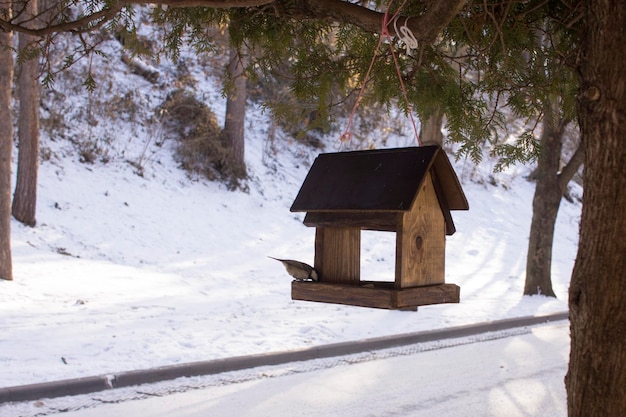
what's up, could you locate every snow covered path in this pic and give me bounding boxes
[18,322,568,417]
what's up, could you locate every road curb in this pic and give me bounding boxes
[0,311,568,404]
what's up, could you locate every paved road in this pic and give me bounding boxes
[44,322,569,417]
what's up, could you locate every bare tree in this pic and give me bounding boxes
[12,0,41,227]
[222,45,247,180]
[520,24,583,297]
[0,21,14,281]
[524,99,582,297]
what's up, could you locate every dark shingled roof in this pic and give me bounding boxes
[290,146,469,213]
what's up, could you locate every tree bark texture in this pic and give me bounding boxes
[12,0,40,227]
[524,107,565,298]
[566,0,626,415]
[0,29,14,281]
[222,46,247,179]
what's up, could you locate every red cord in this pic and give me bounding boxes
[340,0,421,148]
[340,30,385,145]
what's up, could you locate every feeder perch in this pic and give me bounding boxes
[290,145,469,310]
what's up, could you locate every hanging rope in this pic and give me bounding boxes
[382,2,421,146]
[339,30,385,146]
[339,0,421,149]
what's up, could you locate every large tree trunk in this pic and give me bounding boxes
[0,29,14,281]
[566,0,626,415]
[12,0,40,227]
[222,46,247,180]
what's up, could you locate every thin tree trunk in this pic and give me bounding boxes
[12,0,40,227]
[0,28,14,281]
[222,46,247,180]
[419,107,444,146]
[566,0,626,414]
[524,106,567,297]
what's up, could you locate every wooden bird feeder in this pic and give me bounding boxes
[290,145,469,310]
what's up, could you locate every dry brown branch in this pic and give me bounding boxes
[1,0,468,47]
[0,2,125,36]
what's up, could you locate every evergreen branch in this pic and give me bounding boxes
[0,2,125,36]
[133,0,275,7]
[482,89,502,139]
[2,0,467,46]
[138,0,467,44]
[282,0,467,44]
[482,0,508,55]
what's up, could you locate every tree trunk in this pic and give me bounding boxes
[566,0,626,415]
[12,0,40,227]
[419,107,444,146]
[524,106,566,298]
[222,46,247,180]
[0,29,14,281]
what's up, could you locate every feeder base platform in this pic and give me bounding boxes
[291,281,460,310]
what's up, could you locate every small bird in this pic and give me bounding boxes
[269,257,319,281]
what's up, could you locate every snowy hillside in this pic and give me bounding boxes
[1,30,581,389]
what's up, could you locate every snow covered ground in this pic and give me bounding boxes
[1,116,580,386]
[0,32,580,414]
[2,322,570,417]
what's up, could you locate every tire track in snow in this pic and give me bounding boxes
[0,311,568,416]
